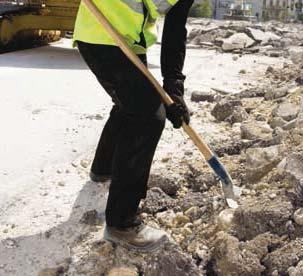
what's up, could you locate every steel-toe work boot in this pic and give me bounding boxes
[103,224,168,252]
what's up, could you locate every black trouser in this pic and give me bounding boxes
[77,41,166,228]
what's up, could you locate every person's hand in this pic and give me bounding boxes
[163,79,190,129]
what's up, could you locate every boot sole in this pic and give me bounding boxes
[103,229,168,253]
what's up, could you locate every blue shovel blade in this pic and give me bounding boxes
[208,155,238,208]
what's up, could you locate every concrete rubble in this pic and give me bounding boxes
[1,18,303,276]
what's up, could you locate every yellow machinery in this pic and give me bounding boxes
[0,0,80,49]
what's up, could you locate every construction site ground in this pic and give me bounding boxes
[0,19,303,276]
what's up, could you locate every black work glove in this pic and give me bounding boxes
[163,78,190,129]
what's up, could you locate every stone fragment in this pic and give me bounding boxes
[226,106,249,124]
[144,243,200,276]
[172,213,191,227]
[80,159,90,168]
[107,266,138,276]
[269,117,287,129]
[156,210,176,227]
[217,209,235,230]
[184,206,202,221]
[141,187,176,214]
[288,46,303,64]
[233,196,293,240]
[263,239,303,275]
[278,153,303,201]
[211,98,242,121]
[246,28,281,43]
[272,101,300,122]
[190,90,216,103]
[288,260,303,276]
[264,86,289,100]
[245,145,282,182]
[222,33,255,51]
[294,208,303,226]
[148,174,180,196]
[212,231,265,276]
[241,120,272,140]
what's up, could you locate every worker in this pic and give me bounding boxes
[73,0,194,251]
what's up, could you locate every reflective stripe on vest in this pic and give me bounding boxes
[122,0,144,14]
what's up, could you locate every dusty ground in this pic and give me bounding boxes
[0,19,303,276]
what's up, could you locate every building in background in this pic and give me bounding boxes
[207,0,303,21]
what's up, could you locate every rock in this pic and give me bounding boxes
[184,206,202,222]
[148,175,181,196]
[283,119,298,130]
[156,210,176,227]
[178,191,208,211]
[246,28,281,43]
[190,90,217,103]
[269,117,287,129]
[278,153,303,201]
[294,208,303,226]
[217,209,235,230]
[263,239,303,275]
[225,106,249,124]
[80,159,90,169]
[241,120,272,140]
[211,98,242,121]
[212,232,265,276]
[264,86,289,100]
[144,242,200,276]
[141,187,177,214]
[245,146,282,182]
[239,69,246,74]
[288,260,303,276]
[288,46,303,64]
[233,196,294,240]
[107,266,138,276]
[272,101,300,122]
[222,33,255,51]
[172,212,191,227]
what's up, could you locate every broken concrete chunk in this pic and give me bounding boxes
[272,101,300,121]
[294,208,303,226]
[222,33,255,51]
[190,90,217,103]
[212,231,265,276]
[263,238,303,275]
[233,196,293,240]
[211,98,242,121]
[278,153,303,200]
[288,46,303,64]
[240,120,272,140]
[246,28,281,43]
[107,266,138,276]
[264,86,289,100]
[245,145,282,182]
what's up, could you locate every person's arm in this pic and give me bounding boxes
[161,0,194,128]
[161,0,194,80]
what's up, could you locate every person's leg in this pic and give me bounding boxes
[77,41,166,228]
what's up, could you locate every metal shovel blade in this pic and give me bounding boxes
[208,155,239,209]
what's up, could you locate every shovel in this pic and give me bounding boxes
[82,0,239,208]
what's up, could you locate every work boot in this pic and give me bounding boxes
[89,171,111,183]
[103,224,168,252]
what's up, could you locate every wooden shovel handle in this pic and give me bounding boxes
[82,0,213,160]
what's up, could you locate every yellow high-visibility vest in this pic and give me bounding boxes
[73,0,178,54]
